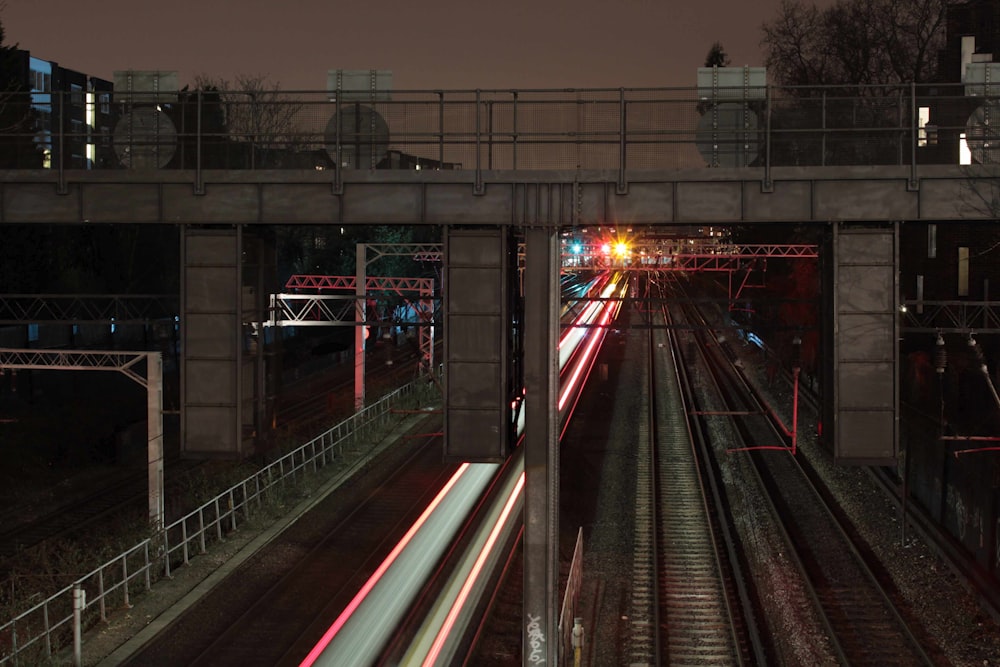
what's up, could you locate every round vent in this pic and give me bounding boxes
[695,103,760,167]
[966,101,1000,165]
[112,107,178,169]
[324,104,390,169]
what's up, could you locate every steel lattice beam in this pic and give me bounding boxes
[0,295,177,324]
[0,348,151,386]
[901,301,1000,333]
[285,275,435,292]
[267,294,358,327]
[365,243,443,263]
[0,348,165,530]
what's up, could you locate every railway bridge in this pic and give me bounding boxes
[2,81,999,664]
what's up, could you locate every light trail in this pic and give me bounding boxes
[302,273,623,666]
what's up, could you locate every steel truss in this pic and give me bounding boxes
[272,243,441,410]
[0,294,177,324]
[901,301,1000,333]
[0,348,165,530]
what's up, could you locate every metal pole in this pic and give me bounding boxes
[618,88,626,192]
[475,89,483,193]
[355,244,367,411]
[910,81,918,188]
[73,584,85,667]
[236,225,244,454]
[58,91,66,193]
[821,90,827,166]
[195,89,203,193]
[147,352,164,532]
[764,84,772,189]
[438,91,445,167]
[523,227,560,667]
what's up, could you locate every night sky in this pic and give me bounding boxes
[2,0,833,91]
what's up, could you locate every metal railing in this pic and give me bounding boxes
[0,377,435,665]
[1,83,994,184]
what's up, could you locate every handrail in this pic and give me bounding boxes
[1,82,987,174]
[0,376,434,665]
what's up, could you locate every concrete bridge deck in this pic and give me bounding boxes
[0,164,994,226]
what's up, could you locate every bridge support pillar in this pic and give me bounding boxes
[826,222,900,465]
[181,226,270,459]
[442,227,514,461]
[523,227,560,666]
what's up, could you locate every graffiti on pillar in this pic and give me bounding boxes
[526,613,546,664]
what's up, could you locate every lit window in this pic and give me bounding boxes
[917,106,931,147]
[960,133,972,165]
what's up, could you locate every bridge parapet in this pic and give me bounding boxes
[1,83,997,225]
[4,82,995,173]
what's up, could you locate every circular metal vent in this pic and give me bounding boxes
[324,104,390,169]
[695,103,760,167]
[966,101,1000,165]
[113,107,178,169]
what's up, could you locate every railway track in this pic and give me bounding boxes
[117,413,451,667]
[675,278,932,665]
[643,286,755,665]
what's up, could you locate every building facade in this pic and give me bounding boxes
[12,50,114,169]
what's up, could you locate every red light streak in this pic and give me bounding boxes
[304,276,622,666]
[421,472,526,666]
[299,463,471,667]
[422,288,621,662]
[559,302,614,411]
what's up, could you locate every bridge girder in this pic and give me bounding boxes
[0,165,994,226]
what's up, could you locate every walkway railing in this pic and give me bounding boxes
[1,82,992,185]
[0,377,435,666]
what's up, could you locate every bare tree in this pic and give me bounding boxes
[761,0,949,89]
[192,73,305,166]
[760,0,952,165]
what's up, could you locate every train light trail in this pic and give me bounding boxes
[303,273,625,666]
[419,472,526,666]
[300,464,471,666]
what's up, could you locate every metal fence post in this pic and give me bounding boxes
[72,585,84,667]
[764,84,773,191]
[195,88,204,194]
[475,89,484,194]
[437,90,445,167]
[122,556,132,609]
[617,88,627,194]
[909,81,918,190]
[57,91,67,195]
[512,91,519,170]
[98,569,107,621]
[821,90,827,166]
